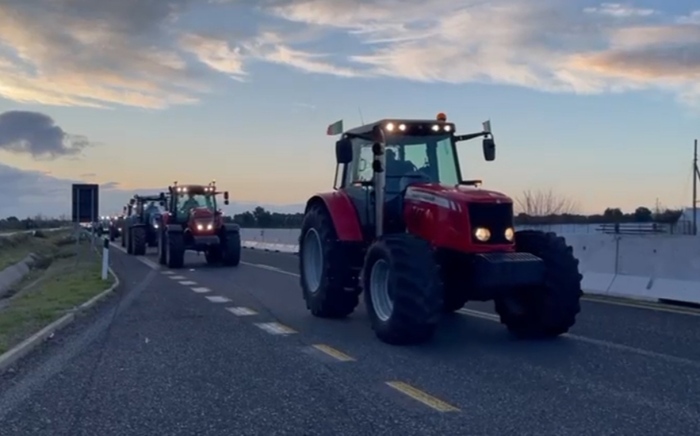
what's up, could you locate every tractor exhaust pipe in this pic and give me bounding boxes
[371,126,386,238]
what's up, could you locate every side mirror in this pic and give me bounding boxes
[335,138,353,164]
[224,191,230,205]
[483,138,495,161]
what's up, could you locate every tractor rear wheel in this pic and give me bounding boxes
[362,234,443,345]
[166,231,185,269]
[299,203,360,318]
[221,230,241,266]
[494,230,582,339]
[132,227,146,255]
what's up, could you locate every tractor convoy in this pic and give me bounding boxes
[97,113,582,347]
[110,181,241,269]
[298,113,583,345]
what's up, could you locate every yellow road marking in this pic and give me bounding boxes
[311,344,355,362]
[386,381,460,412]
[583,295,700,317]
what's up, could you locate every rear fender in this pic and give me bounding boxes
[306,192,363,242]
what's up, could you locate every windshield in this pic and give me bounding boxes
[353,134,460,190]
[178,193,216,215]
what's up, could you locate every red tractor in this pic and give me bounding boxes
[298,115,582,345]
[157,181,241,269]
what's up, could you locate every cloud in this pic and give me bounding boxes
[1,0,699,109]
[259,0,700,104]
[0,111,93,159]
[0,0,213,109]
[583,3,657,17]
[180,33,246,80]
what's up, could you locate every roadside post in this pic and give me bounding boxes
[101,237,109,280]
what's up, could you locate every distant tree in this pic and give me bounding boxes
[633,206,653,222]
[515,189,579,216]
[603,207,624,221]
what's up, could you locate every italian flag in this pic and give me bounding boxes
[326,119,343,135]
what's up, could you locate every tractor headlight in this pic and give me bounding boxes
[474,227,491,242]
[153,223,159,229]
[504,227,514,242]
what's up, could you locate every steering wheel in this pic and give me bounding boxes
[399,170,432,192]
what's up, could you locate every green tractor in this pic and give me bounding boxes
[123,194,167,256]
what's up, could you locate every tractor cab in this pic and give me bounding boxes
[157,181,240,269]
[333,113,496,239]
[165,181,229,224]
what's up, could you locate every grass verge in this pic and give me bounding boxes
[0,237,114,355]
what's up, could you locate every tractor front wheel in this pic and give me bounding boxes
[221,230,241,266]
[299,203,360,318]
[157,230,167,265]
[362,234,443,345]
[166,231,185,269]
[132,227,146,256]
[494,230,583,339]
[125,227,133,254]
[205,247,222,265]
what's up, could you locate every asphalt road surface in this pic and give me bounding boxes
[1,244,699,435]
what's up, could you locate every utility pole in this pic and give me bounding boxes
[694,139,698,235]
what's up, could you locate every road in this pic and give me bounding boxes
[1,245,699,435]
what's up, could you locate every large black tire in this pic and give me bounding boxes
[157,229,167,265]
[362,234,444,345]
[166,231,185,269]
[440,255,468,313]
[125,227,133,254]
[132,226,146,255]
[298,203,360,318]
[221,230,241,266]
[494,230,583,339]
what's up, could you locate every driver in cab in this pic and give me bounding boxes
[180,193,200,215]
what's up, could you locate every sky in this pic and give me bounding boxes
[0,0,699,218]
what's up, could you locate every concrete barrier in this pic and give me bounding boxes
[239,228,700,305]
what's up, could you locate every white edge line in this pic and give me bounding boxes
[241,262,300,277]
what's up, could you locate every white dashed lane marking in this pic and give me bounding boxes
[205,296,231,303]
[178,281,197,286]
[226,307,258,316]
[254,322,296,335]
[161,270,174,275]
[169,275,186,280]
[191,287,211,294]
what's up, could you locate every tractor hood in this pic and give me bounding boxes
[405,183,512,205]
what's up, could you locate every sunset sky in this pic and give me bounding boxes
[1,0,699,217]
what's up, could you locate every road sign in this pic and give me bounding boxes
[71,184,99,223]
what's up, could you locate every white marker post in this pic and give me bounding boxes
[101,237,109,280]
